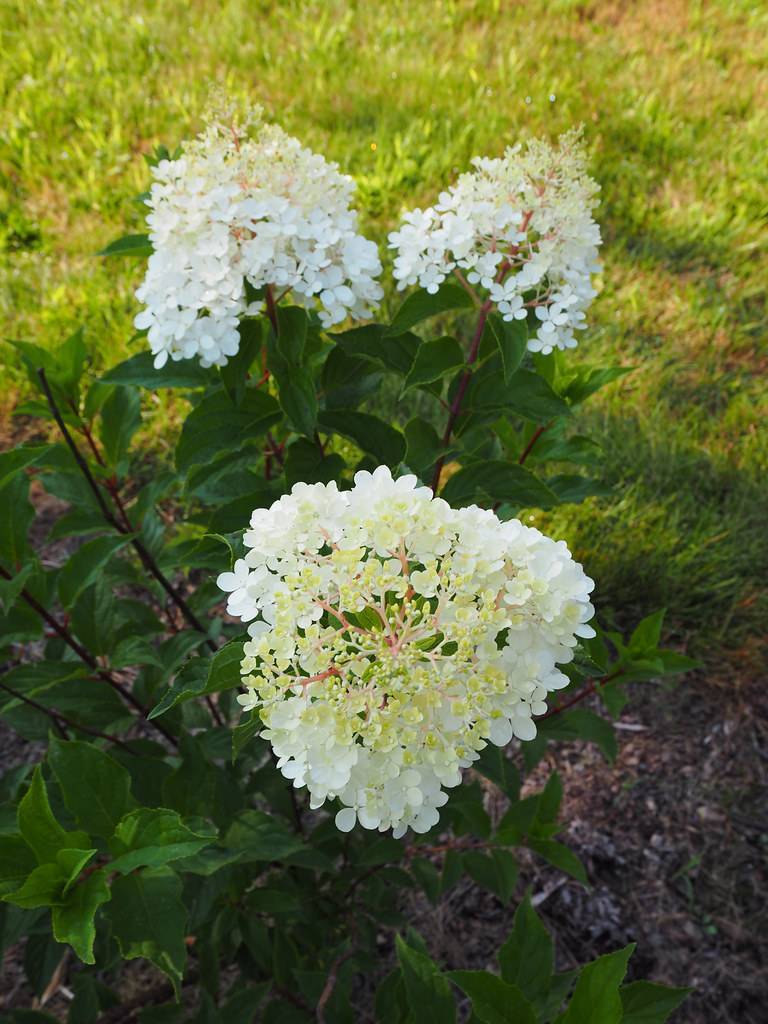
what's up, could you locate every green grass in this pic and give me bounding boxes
[1,0,766,670]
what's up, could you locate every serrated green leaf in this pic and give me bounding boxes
[448,970,536,1024]
[463,849,518,903]
[17,767,89,865]
[440,460,557,508]
[498,892,554,1004]
[150,640,244,718]
[396,934,456,1023]
[403,337,464,392]
[48,738,135,839]
[0,445,56,491]
[176,388,281,473]
[558,945,634,1024]
[318,410,406,467]
[527,839,587,885]
[224,810,305,863]
[57,534,134,609]
[333,324,420,375]
[620,980,691,1023]
[109,868,187,995]
[108,808,216,874]
[2,863,66,909]
[98,233,152,257]
[486,314,528,384]
[386,281,474,336]
[0,563,34,615]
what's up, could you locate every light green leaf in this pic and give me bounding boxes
[109,808,216,874]
[108,868,187,997]
[56,848,97,895]
[17,766,89,865]
[52,868,111,964]
[99,233,153,257]
[48,738,135,839]
[2,862,66,908]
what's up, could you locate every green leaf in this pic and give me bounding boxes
[620,980,691,1023]
[321,346,382,410]
[55,328,89,393]
[396,934,456,1023]
[274,305,308,364]
[2,863,66,909]
[539,709,618,762]
[333,324,420,375]
[0,473,35,566]
[545,474,612,504]
[232,712,261,763]
[474,746,520,800]
[57,848,97,894]
[108,868,187,996]
[498,892,553,1005]
[57,534,134,609]
[404,417,443,477]
[464,362,571,423]
[463,849,518,903]
[0,445,56,491]
[486,314,528,384]
[527,839,587,885]
[561,366,632,405]
[220,319,264,405]
[629,609,666,653]
[403,337,464,392]
[176,388,281,473]
[51,869,111,964]
[48,738,135,839]
[99,233,153,257]
[440,460,557,508]
[318,410,406,468]
[558,945,634,1024]
[284,438,345,487]
[387,281,474,336]
[17,767,89,865]
[102,352,214,389]
[275,367,319,437]
[99,385,141,469]
[0,563,34,614]
[448,970,536,1024]
[224,810,305,863]
[0,835,36,889]
[150,640,244,718]
[375,968,408,1024]
[109,808,216,874]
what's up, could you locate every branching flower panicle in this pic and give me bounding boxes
[134,104,383,369]
[218,467,595,837]
[388,129,602,354]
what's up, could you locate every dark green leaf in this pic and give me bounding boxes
[448,970,536,1024]
[220,319,264,404]
[321,346,382,410]
[17,767,89,865]
[396,934,456,1023]
[273,366,318,437]
[0,473,35,566]
[527,839,587,885]
[284,438,345,487]
[561,366,632,405]
[486,314,528,384]
[440,460,557,508]
[558,945,634,1024]
[318,410,406,467]
[0,563,34,615]
[333,324,420,375]
[224,810,305,863]
[464,362,571,424]
[0,835,36,890]
[108,868,187,997]
[539,709,617,762]
[99,233,153,257]
[387,281,474,336]
[176,388,281,473]
[102,352,215,389]
[403,337,464,392]
[98,386,141,469]
[150,640,244,718]
[620,980,691,1023]
[629,609,666,653]
[545,475,612,504]
[498,892,553,1004]
[57,535,133,609]
[0,445,56,491]
[48,738,135,839]
[463,849,518,903]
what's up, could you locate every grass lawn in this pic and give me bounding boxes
[1,0,765,672]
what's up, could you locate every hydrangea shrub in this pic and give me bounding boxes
[0,104,694,1021]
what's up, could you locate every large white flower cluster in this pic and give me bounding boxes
[388,129,602,354]
[217,467,595,837]
[134,110,383,368]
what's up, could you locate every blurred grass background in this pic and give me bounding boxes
[1,0,765,674]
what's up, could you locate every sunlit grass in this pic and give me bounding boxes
[1,0,765,667]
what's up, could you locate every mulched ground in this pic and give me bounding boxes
[2,672,765,1022]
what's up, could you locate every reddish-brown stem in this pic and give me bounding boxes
[538,668,624,720]
[37,369,225,728]
[430,300,493,492]
[518,421,553,466]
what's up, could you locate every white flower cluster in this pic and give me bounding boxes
[134,110,383,368]
[217,467,595,837]
[388,129,602,354]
